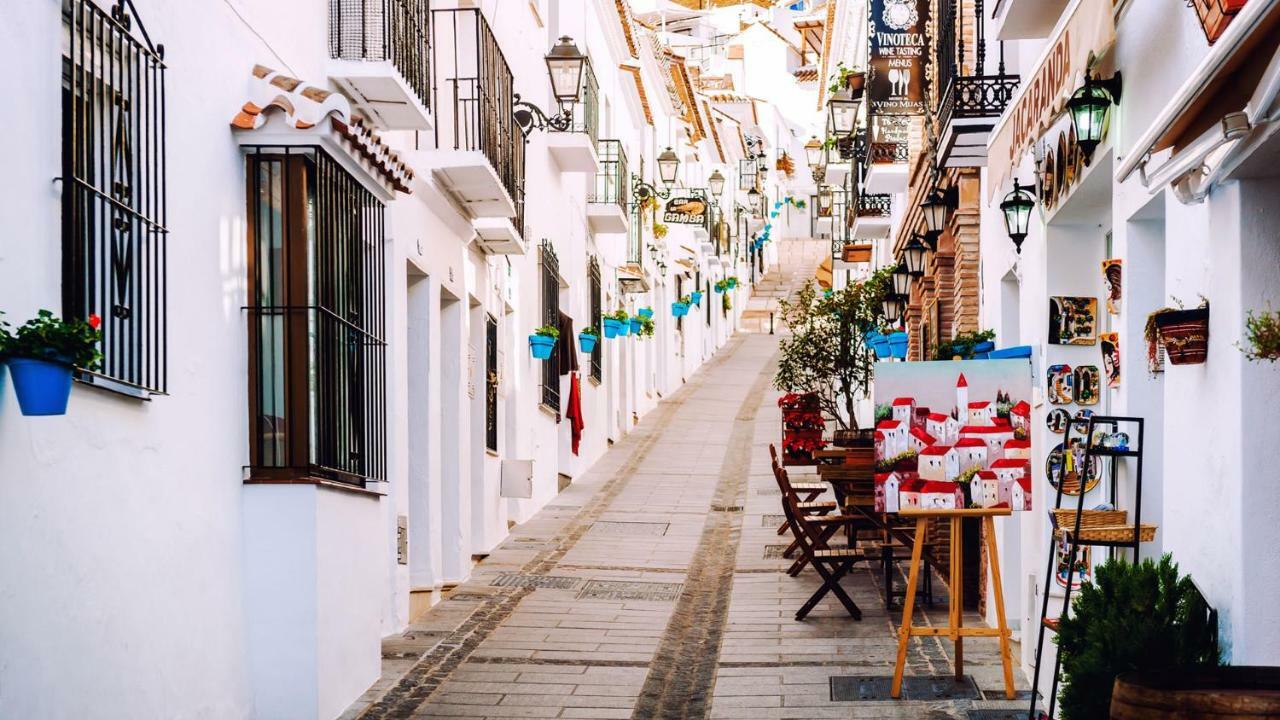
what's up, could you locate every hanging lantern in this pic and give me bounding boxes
[804,136,824,168]
[903,235,928,277]
[881,295,904,323]
[545,36,587,107]
[891,262,911,297]
[1067,70,1122,162]
[827,85,860,139]
[657,147,681,188]
[818,186,833,214]
[708,169,725,198]
[746,186,760,215]
[1000,179,1037,254]
[920,188,951,237]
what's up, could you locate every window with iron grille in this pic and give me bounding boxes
[540,241,560,411]
[675,275,684,333]
[245,148,387,487]
[62,0,168,395]
[588,256,602,383]
[485,314,498,452]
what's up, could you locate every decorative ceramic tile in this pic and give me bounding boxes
[763,544,789,559]
[1047,364,1074,405]
[1100,332,1120,388]
[1046,408,1071,434]
[1049,296,1098,345]
[1073,365,1101,405]
[1102,259,1122,315]
[1046,441,1100,495]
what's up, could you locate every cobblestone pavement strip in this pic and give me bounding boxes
[348,241,1027,720]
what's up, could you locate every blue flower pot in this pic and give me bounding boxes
[889,332,909,359]
[864,330,883,350]
[529,334,556,360]
[714,285,724,294]
[690,291,703,306]
[988,345,1033,359]
[672,302,690,317]
[629,318,643,334]
[727,278,738,289]
[617,320,631,337]
[578,333,598,353]
[971,340,995,359]
[602,318,621,339]
[7,358,74,416]
[872,337,892,359]
[637,308,654,319]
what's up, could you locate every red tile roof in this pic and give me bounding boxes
[921,481,960,493]
[927,413,951,422]
[1005,439,1031,449]
[910,427,935,443]
[969,401,991,408]
[961,425,1012,434]
[992,459,1031,469]
[893,397,915,406]
[920,445,954,456]
[976,471,998,480]
[1011,400,1031,416]
[955,438,986,448]
[877,419,902,429]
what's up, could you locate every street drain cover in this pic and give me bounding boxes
[489,574,581,589]
[761,514,785,527]
[829,675,981,702]
[576,580,683,602]
[588,521,670,536]
[763,544,789,559]
[968,711,1027,720]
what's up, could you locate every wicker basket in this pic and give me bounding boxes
[1051,508,1128,530]
[1065,524,1158,544]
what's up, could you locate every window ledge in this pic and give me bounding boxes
[244,475,387,498]
[588,375,602,387]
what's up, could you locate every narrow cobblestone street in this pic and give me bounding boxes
[346,242,1026,720]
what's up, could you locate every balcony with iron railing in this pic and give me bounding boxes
[329,0,433,129]
[546,60,602,173]
[934,0,1020,167]
[587,139,629,234]
[852,192,893,240]
[426,8,526,253]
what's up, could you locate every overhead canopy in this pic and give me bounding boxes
[986,0,1116,200]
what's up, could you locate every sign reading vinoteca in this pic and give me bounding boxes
[868,0,928,117]
[663,196,708,225]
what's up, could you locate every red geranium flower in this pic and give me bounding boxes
[88,314,101,330]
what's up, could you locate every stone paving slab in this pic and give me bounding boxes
[346,245,1026,720]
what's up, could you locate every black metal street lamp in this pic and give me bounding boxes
[513,36,587,135]
[818,186,833,215]
[1000,179,1036,254]
[1068,69,1122,162]
[891,262,912,297]
[902,235,928,277]
[881,295,904,323]
[746,186,760,216]
[657,146,681,188]
[828,86,861,139]
[708,169,725,199]
[804,136,824,169]
[920,186,955,241]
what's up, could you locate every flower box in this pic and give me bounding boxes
[637,308,654,319]
[690,291,703,306]
[628,318,642,334]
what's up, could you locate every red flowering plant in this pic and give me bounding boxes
[777,392,820,410]
[0,309,103,369]
[783,433,828,455]
[782,409,825,430]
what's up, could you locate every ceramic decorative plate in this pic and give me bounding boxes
[1046,441,1101,495]
[1073,365,1101,405]
[1047,364,1074,405]
[1047,408,1071,434]
[1071,409,1095,436]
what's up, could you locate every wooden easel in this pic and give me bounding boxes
[890,508,1016,700]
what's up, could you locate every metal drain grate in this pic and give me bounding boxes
[489,574,581,589]
[576,580,684,602]
[761,514,785,527]
[588,521,670,536]
[710,504,743,512]
[968,711,1028,720]
[830,675,981,702]
[763,544,789,559]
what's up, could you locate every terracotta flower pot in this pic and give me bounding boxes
[844,71,866,93]
[1154,306,1210,365]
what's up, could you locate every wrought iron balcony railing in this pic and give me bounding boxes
[868,141,909,165]
[938,73,1020,128]
[934,0,1019,124]
[856,193,892,218]
[432,8,525,232]
[330,0,431,111]
[590,139,628,209]
[558,60,600,142]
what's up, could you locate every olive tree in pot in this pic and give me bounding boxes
[773,268,892,444]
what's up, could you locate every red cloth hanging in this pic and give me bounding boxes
[565,371,584,455]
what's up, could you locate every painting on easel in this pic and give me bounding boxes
[872,359,1033,512]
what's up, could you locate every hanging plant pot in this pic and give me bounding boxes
[628,317,643,334]
[864,330,883,350]
[872,337,892,359]
[690,291,703,306]
[528,334,557,360]
[844,70,866,93]
[617,319,631,337]
[1154,306,1210,365]
[672,302,690,317]
[889,331,909,359]
[7,358,75,416]
[637,307,654,319]
[727,277,738,289]
[578,332,598,354]
[602,318,622,338]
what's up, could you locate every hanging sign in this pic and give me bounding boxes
[663,196,709,225]
[868,0,928,117]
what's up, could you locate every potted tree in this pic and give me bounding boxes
[1149,298,1210,365]
[1242,305,1279,362]
[0,310,102,416]
[528,324,559,360]
[578,326,599,353]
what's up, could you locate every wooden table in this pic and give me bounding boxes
[890,508,1016,701]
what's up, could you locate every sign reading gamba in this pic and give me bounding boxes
[868,0,928,117]
[663,196,708,225]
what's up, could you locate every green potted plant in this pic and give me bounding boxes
[827,61,865,95]
[608,309,632,337]
[936,329,997,360]
[672,295,691,317]
[0,309,102,416]
[1242,305,1279,362]
[578,325,599,353]
[528,324,559,360]
[653,223,669,240]
[1056,554,1219,719]
[637,316,655,338]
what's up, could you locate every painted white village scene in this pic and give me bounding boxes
[872,360,1033,513]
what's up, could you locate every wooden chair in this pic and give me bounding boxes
[779,485,867,621]
[769,445,830,536]
[771,455,851,576]
[768,445,839,562]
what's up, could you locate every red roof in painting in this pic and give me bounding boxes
[955,438,986,448]
[900,479,926,492]
[927,412,950,422]
[961,425,1012,434]
[992,458,1031,469]
[875,472,892,482]
[874,431,884,441]
[1016,476,1033,492]
[976,470,998,480]
[969,401,991,409]
[1011,400,1031,417]
[910,427,936,443]
[920,481,960,493]
[893,397,914,406]
[956,373,968,387]
[1005,438,1031,449]
[920,445,953,456]
[877,419,902,429]
[993,417,1011,426]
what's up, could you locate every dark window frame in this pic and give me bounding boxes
[62,0,168,396]
[244,147,387,487]
[485,313,498,452]
[540,240,560,411]
[588,255,603,383]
